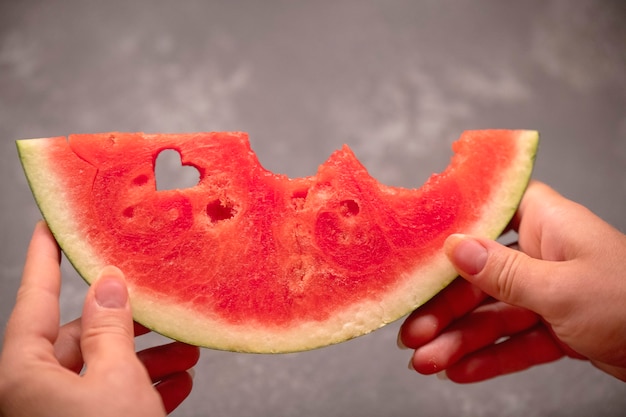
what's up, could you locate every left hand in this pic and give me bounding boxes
[0,221,200,416]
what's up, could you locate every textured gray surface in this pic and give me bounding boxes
[1,1,626,416]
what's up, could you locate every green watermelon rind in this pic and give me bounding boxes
[16,130,539,353]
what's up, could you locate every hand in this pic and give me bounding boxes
[398,181,626,383]
[0,222,200,416]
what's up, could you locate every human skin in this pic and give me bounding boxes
[0,222,200,416]
[398,181,626,383]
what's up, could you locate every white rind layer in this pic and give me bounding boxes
[17,131,538,353]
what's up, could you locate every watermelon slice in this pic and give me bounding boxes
[16,130,538,353]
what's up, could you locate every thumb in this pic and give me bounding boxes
[444,234,554,315]
[80,266,136,368]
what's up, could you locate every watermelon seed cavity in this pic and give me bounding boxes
[340,199,359,216]
[207,199,236,223]
[123,206,134,218]
[133,175,149,186]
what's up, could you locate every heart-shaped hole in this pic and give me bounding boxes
[155,149,201,191]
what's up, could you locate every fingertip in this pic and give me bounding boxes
[34,219,46,230]
[411,347,445,375]
[400,312,440,348]
[397,331,408,350]
[34,219,50,232]
[445,234,488,277]
[98,265,125,280]
[444,233,466,255]
[173,342,201,368]
[32,220,56,247]
[406,340,453,377]
[156,371,195,415]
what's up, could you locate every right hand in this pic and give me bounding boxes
[399,181,626,382]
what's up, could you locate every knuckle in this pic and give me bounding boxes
[81,315,134,346]
[492,251,526,303]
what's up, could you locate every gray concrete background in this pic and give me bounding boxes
[1,1,625,416]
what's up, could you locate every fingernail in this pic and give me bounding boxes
[94,266,128,309]
[397,331,408,350]
[408,358,415,371]
[446,234,488,276]
[436,370,449,381]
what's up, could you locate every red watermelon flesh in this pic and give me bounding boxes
[16,130,538,352]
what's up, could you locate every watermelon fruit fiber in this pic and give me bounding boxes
[16,130,538,353]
